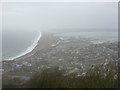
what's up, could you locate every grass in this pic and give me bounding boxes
[3,64,118,88]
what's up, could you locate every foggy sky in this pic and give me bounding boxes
[2,2,118,32]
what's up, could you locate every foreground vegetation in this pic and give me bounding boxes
[3,63,118,88]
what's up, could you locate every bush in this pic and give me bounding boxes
[24,66,118,88]
[3,65,118,88]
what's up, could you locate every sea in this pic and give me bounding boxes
[58,32,118,42]
[2,31,118,61]
[2,30,42,61]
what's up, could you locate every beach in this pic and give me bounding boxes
[13,31,58,61]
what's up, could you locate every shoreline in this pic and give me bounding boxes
[2,32,118,78]
[5,31,57,61]
[3,31,118,62]
[5,31,42,61]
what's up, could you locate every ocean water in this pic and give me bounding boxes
[2,30,42,61]
[58,32,118,42]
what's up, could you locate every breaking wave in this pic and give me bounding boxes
[5,31,42,60]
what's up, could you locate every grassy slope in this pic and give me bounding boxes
[3,64,118,88]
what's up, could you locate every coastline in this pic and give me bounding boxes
[5,31,42,61]
[3,31,118,62]
[2,31,118,82]
[12,31,57,61]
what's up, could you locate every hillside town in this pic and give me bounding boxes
[3,35,118,83]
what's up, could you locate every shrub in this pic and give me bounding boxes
[24,65,118,88]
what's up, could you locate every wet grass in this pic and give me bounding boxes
[3,64,118,88]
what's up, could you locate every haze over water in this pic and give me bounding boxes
[2,2,118,60]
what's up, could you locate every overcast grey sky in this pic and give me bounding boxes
[2,2,118,32]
